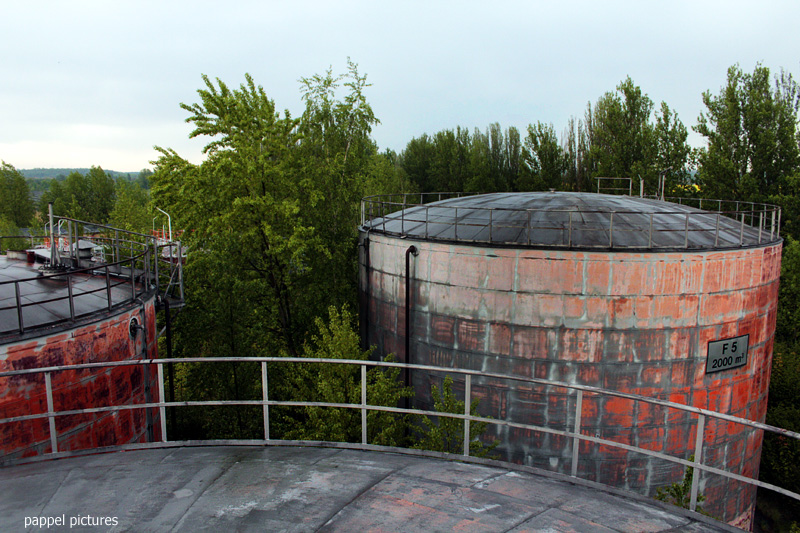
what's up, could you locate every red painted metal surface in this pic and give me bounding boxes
[360,230,781,528]
[0,296,160,460]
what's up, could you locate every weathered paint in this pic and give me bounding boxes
[0,295,160,461]
[360,230,781,527]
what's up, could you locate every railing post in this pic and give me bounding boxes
[157,362,167,442]
[571,389,583,477]
[609,212,614,248]
[527,209,532,246]
[568,211,573,248]
[685,213,690,248]
[153,237,159,295]
[771,209,776,240]
[361,364,367,445]
[15,281,24,333]
[130,257,136,301]
[689,414,705,512]
[105,265,112,310]
[262,361,270,440]
[67,220,74,267]
[759,211,764,244]
[177,242,184,302]
[67,274,75,321]
[45,372,58,453]
[463,374,472,457]
[740,215,745,246]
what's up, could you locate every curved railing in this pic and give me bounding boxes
[0,217,184,337]
[360,193,782,250]
[1,356,798,518]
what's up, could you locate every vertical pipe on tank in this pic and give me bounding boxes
[404,245,419,405]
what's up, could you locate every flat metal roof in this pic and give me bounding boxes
[0,445,735,532]
[362,192,780,250]
[0,256,137,338]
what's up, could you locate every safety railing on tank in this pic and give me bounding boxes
[360,193,782,250]
[0,217,184,337]
[1,357,799,517]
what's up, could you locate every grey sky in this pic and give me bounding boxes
[2,0,798,172]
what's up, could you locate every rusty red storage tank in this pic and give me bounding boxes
[359,191,782,527]
[0,252,161,461]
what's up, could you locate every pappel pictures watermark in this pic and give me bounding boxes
[24,514,119,529]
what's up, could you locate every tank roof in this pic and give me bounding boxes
[0,256,139,340]
[361,192,781,251]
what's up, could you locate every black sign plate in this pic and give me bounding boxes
[706,334,749,374]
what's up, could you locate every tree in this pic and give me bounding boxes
[151,64,381,442]
[561,112,594,192]
[519,121,565,191]
[694,64,800,201]
[590,77,658,190]
[413,376,497,458]
[0,162,34,227]
[0,216,27,251]
[109,179,151,233]
[655,102,692,193]
[284,306,412,445]
[400,134,435,192]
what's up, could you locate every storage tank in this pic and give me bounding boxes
[359,192,781,527]
[0,229,162,461]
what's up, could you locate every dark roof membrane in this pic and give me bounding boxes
[363,192,779,250]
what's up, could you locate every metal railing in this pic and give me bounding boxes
[0,217,185,337]
[360,193,782,250]
[1,356,798,516]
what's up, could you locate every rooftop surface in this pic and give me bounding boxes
[363,192,774,250]
[0,445,736,532]
[0,256,135,337]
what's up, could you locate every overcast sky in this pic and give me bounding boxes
[2,1,799,172]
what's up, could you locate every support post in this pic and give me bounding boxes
[689,414,705,512]
[463,374,472,457]
[262,361,270,440]
[571,389,583,477]
[361,364,368,445]
[45,372,58,453]
[157,363,167,442]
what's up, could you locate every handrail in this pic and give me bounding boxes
[1,356,798,515]
[360,193,782,250]
[0,216,185,336]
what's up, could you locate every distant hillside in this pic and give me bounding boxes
[20,168,142,180]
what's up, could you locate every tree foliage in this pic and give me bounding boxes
[151,63,413,439]
[284,306,412,445]
[0,161,34,227]
[695,64,800,201]
[39,166,116,222]
[412,376,497,458]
